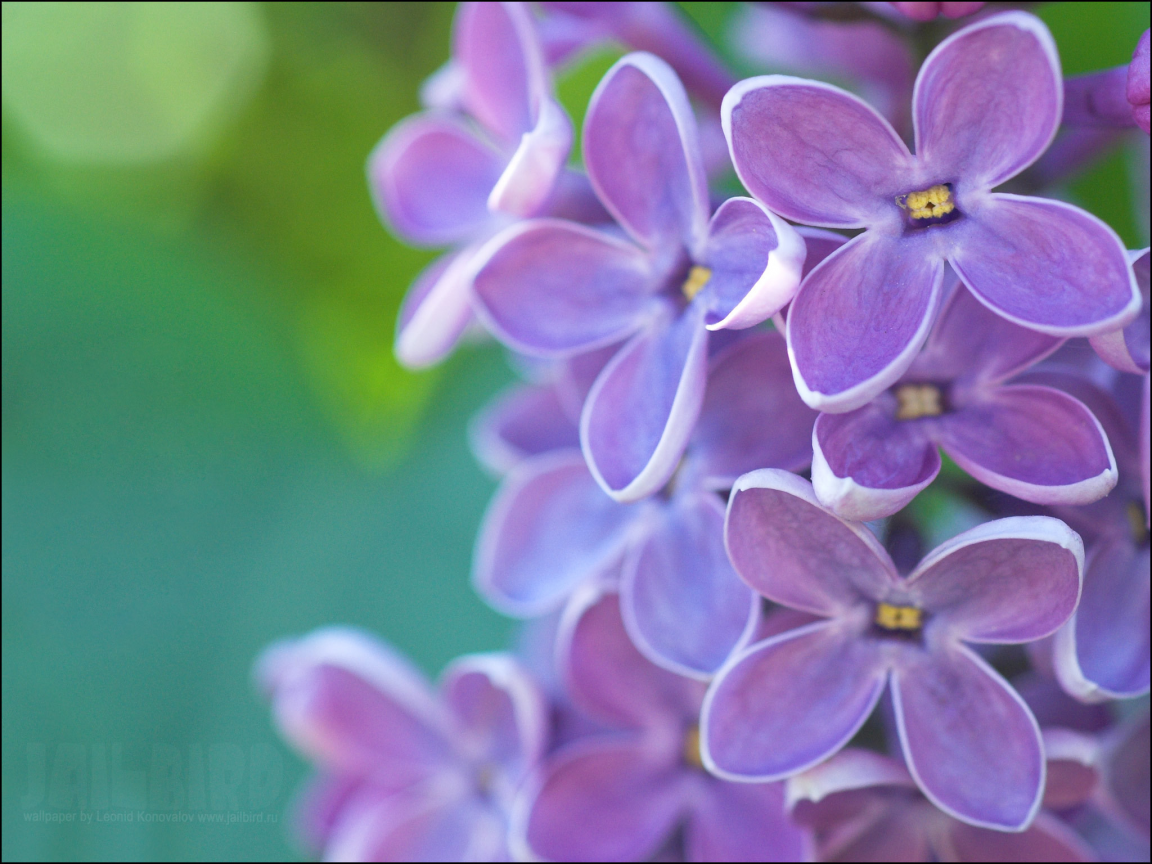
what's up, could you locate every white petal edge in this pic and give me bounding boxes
[705,197,807,331]
[810,421,940,521]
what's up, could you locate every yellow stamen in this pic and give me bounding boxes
[1127,501,1148,546]
[683,726,703,769]
[682,266,712,301]
[897,184,955,220]
[875,603,922,631]
[894,383,943,421]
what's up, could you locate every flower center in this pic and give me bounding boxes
[896,183,960,228]
[681,265,711,301]
[875,602,922,631]
[683,725,704,769]
[894,383,943,420]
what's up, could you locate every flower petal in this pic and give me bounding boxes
[914,12,1061,189]
[441,653,549,787]
[949,193,1140,336]
[1090,247,1150,374]
[581,302,710,502]
[701,197,806,331]
[722,76,913,229]
[725,470,899,616]
[515,738,685,862]
[1054,537,1150,700]
[621,492,758,680]
[368,114,502,247]
[487,96,573,218]
[938,812,1095,863]
[584,52,709,254]
[907,281,1063,385]
[328,783,504,863]
[560,583,702,731]
[691,330,818,485]
[906,515,1083,643]
[472,450,636,617]
[937,384,1117,506]
[394,246,480,370]
[468,383,579,476]
[471,219,653,357]
[891,643,1044,831]
[455,0,546,145]
[787,231,945,413]
[702,619,888,781]
[686,779,810,863]
[259,628,452,785]
[812,403,941,521]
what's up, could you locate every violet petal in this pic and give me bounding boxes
[581,301,710,502]
[621,491,758,680]
[725,470,899,616]
[787,231,944,413]
[938,385,1117,506]
[702,619,888,781]
[914,12,1061,190]
[722,76,913,229]
[891,643,1043,831]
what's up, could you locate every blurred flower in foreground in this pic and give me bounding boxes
[368,1,593,369]
[257,628,546,861]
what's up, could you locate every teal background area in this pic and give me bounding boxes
[2,3,1149,860]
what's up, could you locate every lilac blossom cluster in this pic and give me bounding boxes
[258,3,1150,861]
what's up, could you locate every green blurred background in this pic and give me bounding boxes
[2,2,1147,860]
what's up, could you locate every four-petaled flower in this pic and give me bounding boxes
[472,51,805,502]
[723,12,1141,413]
[704,470,1083,830]
[811,271,1118,521]
[257,628,547,861]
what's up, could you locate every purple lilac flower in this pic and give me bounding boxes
[369,2,590,369]
[703,470,1083,830]
[257,628,547,861]
[474,330,816,678]
[785,745,1095,862]
[811,274,1118,521]
[1027,371,1151,701]
[511,583,809,862]
[472,52,806,501]
[723,12,1141,413]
